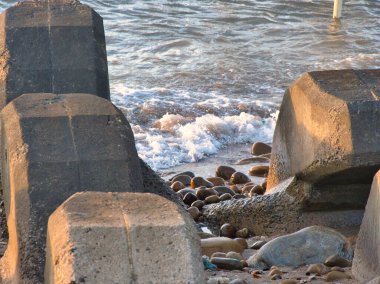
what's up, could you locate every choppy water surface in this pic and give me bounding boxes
[1,0,380,170]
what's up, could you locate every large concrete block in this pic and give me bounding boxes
[267,69,380,211]
[0,0,110,109]
[352,171,380,282]
[45,192,205,284]
[0,93,144,283]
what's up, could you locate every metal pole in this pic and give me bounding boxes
[333,0,343,19]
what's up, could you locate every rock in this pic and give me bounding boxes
[229,279,247,284]
[230,172,251,184]
[170,171,195,181]
[213,186,236,196]
[269,269,283,277]
[220,193,232,201]
[196,187,218,200]
[330,266,345,272]
[226,251,244,261]
[261,180,267,190]
[324,254,352,268]
[201,237,245,256]
[207,177,225,186]
[172,175,192,186]
[353,171,380,282]
[251,142,272,156]
[306,263,325,275]
[234,238,248,249]
[220,223,236,238]
[281,280,297,284]
[191,200,205,210]
[241,185,254,195]
[171,181,185,192]
[324,271,349,282]
[205,195,221,204]
[211,252,227,258]
[230,185,241,194]
[235,228,249,238]
[183,192,198,206]
[191,176,214,189]
[247,226,353,269]
[270,274,282,280]
[250,240,266,250]
[216,166,237,180]
[233,194,246,199]
[250,185,265,195]
[248,165,269,177]
[199,232,216,239]
[207,277,230,284]
[210,257,243,271]
[187,206,201,221]
[177,188,195,198]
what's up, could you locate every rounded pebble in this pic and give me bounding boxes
[183,192,198,206]
[251,142,272,155]
[220,193,232,201]
[250,185,265,195]
[211,252,227,258]
[325,271,349,281]
[250,240,266,250]
[281,280,297,284]
[205,195,221,204]
[172,175,192,186]
[216,165,237,180]
[196,187,218,200]
[171,181,185,192]
[191,176,214,189]
[248,165,269,177]
[306,263,325,275]
[234,238,248,249]
[226,251,244,261]
[324,254,352,268]
[220,223,236,238]
[191,200,205,209]
[230,172,250,184]
[235,228,249,238]
[187,206,200,220]
[170,171,195,181]
[207,177,225,186]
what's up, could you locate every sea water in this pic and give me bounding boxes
[1,0,379,170]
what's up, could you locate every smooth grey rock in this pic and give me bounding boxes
[210,257,243,270]
[324,254,352,268]
[250,240,267,250]
[213,186,236,196]
[247,226,353,269]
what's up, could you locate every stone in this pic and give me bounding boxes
[261,180,267,190]
[324,254,352,268]
[270,274,282,280]
[230,172,251,184]
[170,171,195,181]
[212,186,236,196]
[220,223,236,238]
[248,165,269,177]
[187,206,201,221]
[199,232,216,239]
[330,266,345,272]
[241,184,254,195]
[196,187,218,200]
[233,194,246,199]
[247,226,353,270]
[171,181,185,192]
[210,257,243,271]
[205,195,221,204]
[177,188,195,198]
[250,185,265,195]
[250,240,266,250]
[172,175,192,186]
[191,176,214,189]
[0,0,110,110]
[226,251,244,261]
[230,185,242,194]
[251,142,272,155]
[269,269,283,277]
[0,93,144,283]
[235,228,249,238]
[220,193,232,201]
[211,252,227,258]
[229,279,247,284]
[281,280,297,284]
[234,238,248,249]
[191,200,205,210]
[268,70,380,212]
[201,237,245,257]
[45,192,205,284]
[216,165,237,180]
[207,277,230,284]
[183,192,198,206]
[324,271,349,282]
[207,177,225,186]
[306,263,325,275]
[353,171,380,282]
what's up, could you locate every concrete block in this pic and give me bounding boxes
[352,171,380,283]
[0,0,110,109]
[45,192,205,284]
[0,93,144,283]
[267,69,380,210]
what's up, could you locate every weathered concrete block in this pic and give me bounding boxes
[0,93,144,283]
[45,192,205,284]
[0,0,110,109]
[352,171,380,283]
[268,69,380,211]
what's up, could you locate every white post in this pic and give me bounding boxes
[333,0,343,19]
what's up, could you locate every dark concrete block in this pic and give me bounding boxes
[0,93,144,283]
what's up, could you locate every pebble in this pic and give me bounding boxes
[241,185,254,195]
[261,180,267,190]
[211,252,227,258]
[201,237,245,256]
[171,175,192,186]
[170,171,195,181]
[230,172,250,184]
[220,193,232,201]
[324,271,349,281]
[207,177,225,186]
[187,206,200,220]
[213,186,235,196]
[269,268,283,278]
[248,165,269,177]
[170,181,185,192]
[233,194,246,199]
[191,200,204,209]
[250,185,265,195]
[216,165,237,180]
[183,192,198,206]
[235,238,248,249]
[205,195,221,204]
[220,223,236,238]
[207,277,230,284]
[177,188,194,198]
[230,185,241,194]
[330,266,345,272]
[229,279,247,284]
[270,274,282,280]
[324,254,352,268]
[235,228,249,238]
[306,263,325,275]
[191,176,214,189]
[281,280,298,284]
[196,187,218,200]
[251,142,272,155]
[250,240,266,250]
[226,251,244,261]
[210,257,244,270]
[199,232,216,239]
